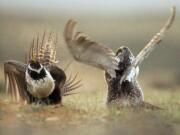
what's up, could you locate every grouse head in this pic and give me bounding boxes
[115,46,135,75]
[27,60,47,80]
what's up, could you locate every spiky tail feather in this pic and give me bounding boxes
[62,74,82,96]
[27,32,58,66]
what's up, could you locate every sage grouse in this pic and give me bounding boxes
[63,7,175,109]
[4,32,81,105]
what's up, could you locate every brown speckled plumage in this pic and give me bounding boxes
[105,47,143,105]
[105,47,161,109]
[64,7,175,109]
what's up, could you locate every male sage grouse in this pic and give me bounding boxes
[4,32,81,105]
[63,7,176,109]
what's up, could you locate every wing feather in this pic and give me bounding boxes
[64,19,119,78]
[8,74,15,101]
[4,60,28,103]
[119,7,176,84]
[133,6,176,67]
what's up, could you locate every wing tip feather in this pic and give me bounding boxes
[64,19,77,42]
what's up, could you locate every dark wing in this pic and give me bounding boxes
[48,65,81,96]
[64,19,119,78]
[4,60,29,103]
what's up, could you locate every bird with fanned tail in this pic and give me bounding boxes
[4,32,81,105]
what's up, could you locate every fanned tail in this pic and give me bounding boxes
[28,31,58,66]
[62,73,82,96]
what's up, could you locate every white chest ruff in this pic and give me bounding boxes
[26,71,55,99]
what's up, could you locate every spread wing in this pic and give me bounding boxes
[48,65,81,96]
[64,19,119,78]
[120,6,176,84]
[132,6,176,67]
[4,60,29,103]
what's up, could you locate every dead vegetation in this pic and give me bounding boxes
[0,6,179,135]
[0,86,180,135]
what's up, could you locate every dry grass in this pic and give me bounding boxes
[0,84,180,135]
[0,13,180,135]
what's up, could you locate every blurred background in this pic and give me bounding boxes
[0,1,180,135]
[1,0,180,93]
[0,0,179,92]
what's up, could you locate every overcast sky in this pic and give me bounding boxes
[0,0,179,15]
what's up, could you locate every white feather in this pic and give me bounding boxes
[28,65,43,73]
[25,68,55,98]
[125,66,139,81]
[125,67,136,82]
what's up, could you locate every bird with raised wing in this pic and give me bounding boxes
[64,6,176,109]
